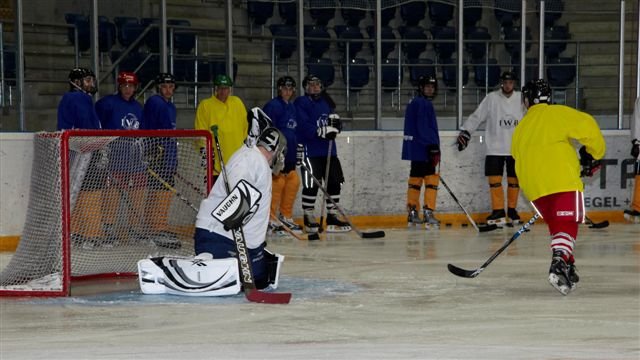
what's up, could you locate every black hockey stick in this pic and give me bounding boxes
[299,161,385,239]
[269,214,320,241]
[439,175,498,233]
[584,215,609,229]
[448,212,540,278]
[211,126,291,304]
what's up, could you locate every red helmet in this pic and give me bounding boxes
[117,71,139,86]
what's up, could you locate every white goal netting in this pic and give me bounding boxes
[0,130,212,296]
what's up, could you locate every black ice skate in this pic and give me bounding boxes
[486,209,507,227]
[507,208,521,225]
[326,213,352,233]
[407,206,423,226]
[568,262,579,292]
[423,208,440,230]
[303,212,320,234]
[623,209,640,223]
[548,252,573,295]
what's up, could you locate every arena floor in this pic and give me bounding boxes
[1,223,638,359]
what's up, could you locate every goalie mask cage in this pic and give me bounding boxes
[0,130,213,296]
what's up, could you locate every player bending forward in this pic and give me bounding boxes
[511,79,605,295]
[138,128,287,296]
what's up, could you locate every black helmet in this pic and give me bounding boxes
[68,67,97,94]
[277,76,296,88]
[500,71,517,81]
[417,75,438,98]
[522,79,552,106]
[68,67,95,82]
[155,72,177,90]
[302,74,322,88]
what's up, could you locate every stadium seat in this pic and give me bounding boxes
[494,0,521,29]
[544,25,570,59]
[269,24,297,60]
[374,5,397,27]
[2,46,16,86]
[114,17,145,49]
[169,19,196,55]
[306,57,335,88]
[441,58,469,90]
[504,26,532,59]
[381,58,403,90]
[428,1,454,27]
[400,2,426,26]
[399,26,427,61]
[367,25,396,60]
[465,26,491,62]
[278,2,297,25]
[463,0,483,34]
[247,1,274,26]
[341,57,370,91]
[335,25,364,60]
[537,0,564,27]
[309,0,336,26]
[473,58,501,88]
[408,58,436,87]
[341,0,367,27]
[431,25,456,60]
[546,56,576,87]
[141,17,161,53]
[64,13,90,52]
[304,25,331,59]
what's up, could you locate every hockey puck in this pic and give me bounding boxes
[308,233,320,241]
[461,223,468,227]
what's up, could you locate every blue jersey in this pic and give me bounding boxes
[263,96,298,167]
[294,94,337,158]
[402,95,440,162]
[95,94,144,130]
[57,91,101,130]
[143,94,177,130]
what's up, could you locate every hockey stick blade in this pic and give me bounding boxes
[245,289,292,304]
[360,230,386,238]
[447,264,481,278]
[589,220,609,229]
[478,224,499,232]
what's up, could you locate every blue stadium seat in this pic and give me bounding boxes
[381,58,403,90]
[306,57,335,88]
[428,1,454,27]
[342,57,370,91]
[408,58,436,87]
[367,25,396,60]
[537,0,564,27]
[64,13,90,52]
[269,24,297,60]
[473,58,501,88]
[304,25,331,59]
[441,58,469,90]
[400,2,426,26]
[2,46,16,86]
[504,26,532,59]
[341,0,367,27]
[431,25,456,60]
[544,25,569,59]
[114,17,144,49]
[494,0,521,29]
[335,25,364,60]
[510,56,538,83]
[463,0,483,34]
[140,17,162,52]
[278,2,297,25]
[374,5,397,27]
[465,26,491,61]
[546,56,576,87]
[98,16,116,53]
[399,26,427,61]
[247,1,274,26]
[309,0,336,26]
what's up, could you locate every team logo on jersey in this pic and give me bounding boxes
[121,113,140,129]
[499,115,519,128]
[211,180,262,230]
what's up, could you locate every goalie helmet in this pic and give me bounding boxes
[68,67,97,94]
[245,107,273,147]
[257,127,287,175]
[522,79,551,107]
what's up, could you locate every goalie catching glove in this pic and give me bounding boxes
[579,146,601,177]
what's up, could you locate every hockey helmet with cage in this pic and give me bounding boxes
[117,71,139,86]
[245,107,274,147]
[521,79,551,107]
[156,72,177,88]
[417,75,438,98]
[68,67,97,94]
[257,127,287,175]
[277,76,296,89]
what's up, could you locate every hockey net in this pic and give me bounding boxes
[0,130,213,296]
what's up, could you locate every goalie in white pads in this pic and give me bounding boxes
[139,127,287,295]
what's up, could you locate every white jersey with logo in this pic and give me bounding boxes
[461,89,526,156]
[195,145,272,249]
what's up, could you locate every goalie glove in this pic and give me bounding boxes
[631,139,639,159]
[211,179,262,231]
[427,144,441,167]
[296,144,305,166]
[317,125,339,140]
[579,146,601,177]
[456,130,471,151]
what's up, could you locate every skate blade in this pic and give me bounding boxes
[487,218,507,227]
[424,224,440,230]
[548,273,570,295]
[326,225,351,233]
[623,213,640,223]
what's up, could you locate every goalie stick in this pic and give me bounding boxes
[584,215,609,229]
[447,212,540,278]
[211,126,292,304]
[439,175,498,233]
[299,161,385,239]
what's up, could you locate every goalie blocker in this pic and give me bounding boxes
[138,250,284,296]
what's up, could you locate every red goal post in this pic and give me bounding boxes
[0,129,213,296]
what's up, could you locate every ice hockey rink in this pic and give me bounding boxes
[0,222,638,360]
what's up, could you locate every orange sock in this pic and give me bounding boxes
[271,173,286,217]
[423,174,440,210]
[280,171,300,219]
[507,177,519,209]
[488,176,504,211]
[407,177,423,210]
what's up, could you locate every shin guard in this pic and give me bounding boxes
[407,177,423,210]
[488,176,504,211]
[423,175,440,211]
[280,171,300,219]
[507,177,520,209]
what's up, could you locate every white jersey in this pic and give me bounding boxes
[632,97,640,140]
[461,89,525,156]
[195,145,272,249]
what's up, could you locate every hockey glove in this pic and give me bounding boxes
[456,130,471,151]
[328,114,342,132]
[427,145,441,167]
[296,144,305,166]
[579,146,601,177]
[317,125,339,140]
[631,139,639,159]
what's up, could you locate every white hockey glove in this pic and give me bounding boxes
[296,144,305,166]
[328,113,342,131]
[317,125,339,140]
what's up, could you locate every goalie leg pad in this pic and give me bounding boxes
[137,254,241,296]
